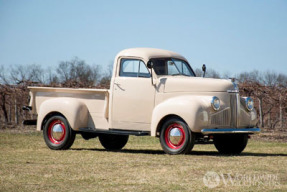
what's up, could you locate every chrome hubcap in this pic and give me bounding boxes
[169,128,183,145]
[52,124,64,141]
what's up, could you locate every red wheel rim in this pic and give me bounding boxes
[47,119,66,144]
[164,123,185,149]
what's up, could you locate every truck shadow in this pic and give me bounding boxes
[122,149,287,157]
[71,148,287,157]
[190,151,287,157]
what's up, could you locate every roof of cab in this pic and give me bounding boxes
[116,48,187,61]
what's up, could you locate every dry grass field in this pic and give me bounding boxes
[0,129,286,192]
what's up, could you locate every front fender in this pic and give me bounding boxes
[37,98,89,131]
[151,95,212,136]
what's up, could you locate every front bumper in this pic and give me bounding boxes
[201,128,260,135]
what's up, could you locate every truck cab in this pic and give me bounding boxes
[25,48,260,155]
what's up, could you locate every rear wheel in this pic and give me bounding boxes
[99,134,129,151]
[43,115,75,150]
[160,118,195,155]
[213,134,248,154]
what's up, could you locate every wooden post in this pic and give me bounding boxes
[279,95,283,128]
[15,97,18,125]
[258,97,264,128]
[9,102,11,123]
[268,112,271,128]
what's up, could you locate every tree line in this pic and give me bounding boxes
[0,58,286,129]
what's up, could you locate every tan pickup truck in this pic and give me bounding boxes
[24,48,260,155]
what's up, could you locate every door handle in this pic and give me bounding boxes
[114,83,125,91]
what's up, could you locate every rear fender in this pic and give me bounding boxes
[37,98,88,131]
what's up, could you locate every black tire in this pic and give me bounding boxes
[43,115,76,150]
[160,118,195,155]
[213,134,248,155]
[99,134,129,151]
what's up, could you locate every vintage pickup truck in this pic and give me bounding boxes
[24,48,260,155]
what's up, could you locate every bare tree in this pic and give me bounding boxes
[9,64,44,85]
[57,57,101,87]
[239,70,287,129]
[0,85,10,123]
[99,62,113,88]
[0,65,9,84]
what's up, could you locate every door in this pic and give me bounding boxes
[112,59,155,131]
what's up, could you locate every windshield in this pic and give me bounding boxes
[151,58,195,77]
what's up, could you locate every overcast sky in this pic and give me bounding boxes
[1,0,286,76]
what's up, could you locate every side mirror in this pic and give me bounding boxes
[147,60,155,85]
[147,61,153,69]
[202,64,206,77]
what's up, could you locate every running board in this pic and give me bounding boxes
[78,128,150,136]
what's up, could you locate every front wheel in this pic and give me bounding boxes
[160,118,195,155]
[43,115,76,150]
[213,134,248,155]
[99,134,129,151]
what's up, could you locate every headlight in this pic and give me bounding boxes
[211,96,220,111]
[245,97,254,111]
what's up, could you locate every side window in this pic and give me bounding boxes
[120,60,139,77]
[182,64,190,75]
[138,61,150,77]
[120,59,150,78]
[167,59,194,76]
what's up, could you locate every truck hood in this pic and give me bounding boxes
[159,77,234,93]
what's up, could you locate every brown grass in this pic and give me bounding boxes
[0,130,286,192]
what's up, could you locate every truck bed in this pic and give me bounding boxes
[29,87,110,130]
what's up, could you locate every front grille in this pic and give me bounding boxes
[211,108,230,126]
[210,93,239,128]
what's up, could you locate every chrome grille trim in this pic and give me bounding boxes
[210,108,230,127]
[230,93,240,128]
[236,93,241,127]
